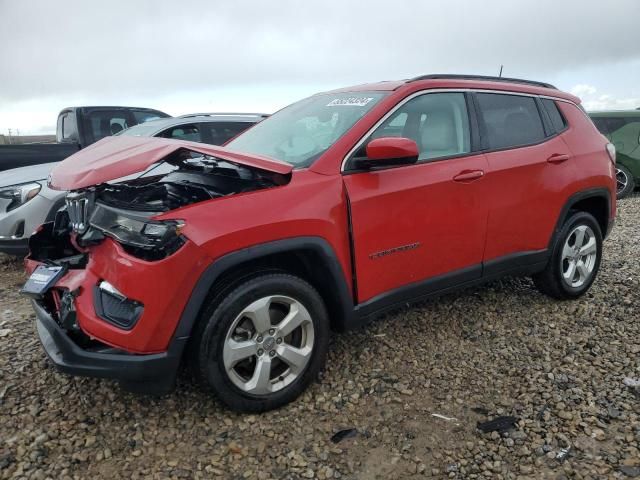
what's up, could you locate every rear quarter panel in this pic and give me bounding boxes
[557,102,616,220]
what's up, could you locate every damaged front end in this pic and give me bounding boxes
[22,146,291,393]
[29,148,289,263]
[26,146,289,338]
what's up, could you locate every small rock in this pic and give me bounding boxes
[520,465,534,474]
[558,410,573,421]
[620,466,640,478]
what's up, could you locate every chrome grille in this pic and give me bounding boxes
[65,192,92,233]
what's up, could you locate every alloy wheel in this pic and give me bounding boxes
[616,167,628,195]
[222,295,315,395]
[561,225,597,288]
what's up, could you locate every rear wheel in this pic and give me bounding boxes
[533,211,602,299]
[616,165,635,199]
[194,273,329,412]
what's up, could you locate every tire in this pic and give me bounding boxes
[616,165,635,199]
[194,273,329,412]
[533,211,602,300]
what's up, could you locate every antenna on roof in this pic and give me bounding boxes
[498,65,504,78]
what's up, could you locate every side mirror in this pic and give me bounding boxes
[358,137,419,169]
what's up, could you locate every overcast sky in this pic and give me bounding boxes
[1,0,639,135]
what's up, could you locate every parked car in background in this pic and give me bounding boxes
[116,113,267,144]
[24,75,615,412]
[0,106,170,173]
[0,114,266,255]
[589,110,640,198]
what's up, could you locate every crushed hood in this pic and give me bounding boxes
[48,136,293,191]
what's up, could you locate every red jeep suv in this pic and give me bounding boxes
[23,75,616,412]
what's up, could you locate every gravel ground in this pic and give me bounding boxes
[1,196,639,480]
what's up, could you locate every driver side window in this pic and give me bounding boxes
[351,92,471,164]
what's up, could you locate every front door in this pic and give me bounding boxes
[342,92,489,304]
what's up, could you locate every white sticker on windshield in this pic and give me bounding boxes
[326,97,374,107]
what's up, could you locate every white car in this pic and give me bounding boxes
[0,114,266,255]
[0,163,62,255]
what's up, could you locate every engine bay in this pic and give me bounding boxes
[30,149,290,263]
[96,150,288,212]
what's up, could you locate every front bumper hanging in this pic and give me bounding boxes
[32,298,184,395]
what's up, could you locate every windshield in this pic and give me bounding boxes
[117,122,164,137]
[225,92,386,167]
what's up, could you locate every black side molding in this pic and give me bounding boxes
[482,249,549,279]
[352,248,552,328]
[354,264,481,324]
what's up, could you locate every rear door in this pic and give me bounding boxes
[475,93,575,265]
[343,92,489,304]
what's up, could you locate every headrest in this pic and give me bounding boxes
[421,111,456,151]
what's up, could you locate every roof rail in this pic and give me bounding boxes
[409,74,557,90]
[177,112,269,119]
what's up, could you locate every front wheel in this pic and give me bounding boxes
[195,273,329,412]
[533,211,603,299]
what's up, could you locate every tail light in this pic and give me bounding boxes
[606,143,616,164]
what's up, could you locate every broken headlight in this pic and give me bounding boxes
[88,203,184,251]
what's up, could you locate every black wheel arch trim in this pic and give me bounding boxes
[170,236,355,353]
[550,187,613,245]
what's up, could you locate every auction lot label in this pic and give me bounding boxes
[326,97,374,107]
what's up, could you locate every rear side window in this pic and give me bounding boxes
[608,116,640,134]
[204,122,255,145]
[541,99,568,133]
[132,110,166,124]
[85,111,130,143]
[476,93,545,150]
[160,123,201,142]
[591,116,640,137]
